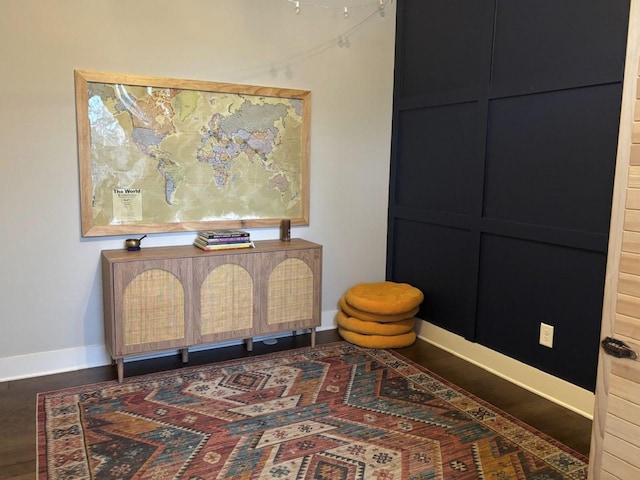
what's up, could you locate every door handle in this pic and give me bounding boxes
[601,337,638,360]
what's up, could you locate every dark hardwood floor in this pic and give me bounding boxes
[0,329,593,479]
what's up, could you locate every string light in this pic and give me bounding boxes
[233,1,390,80]
[287,0,391,18]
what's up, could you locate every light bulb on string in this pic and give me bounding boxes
[295,1,301,14]
[337,35,351,48]
[343,6,349,18]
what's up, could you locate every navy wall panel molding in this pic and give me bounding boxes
[387,0,630,391]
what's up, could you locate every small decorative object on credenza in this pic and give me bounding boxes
[193,229,253,251]
[124,234,146,251]
[280,219,291,241]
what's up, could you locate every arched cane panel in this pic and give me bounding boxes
[267,258,313,325]
[123,269,184,346]
[200,263,253,335]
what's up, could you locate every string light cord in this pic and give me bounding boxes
[277,5,387,61]
[288,0,391,17]
[228,1,392,82]
[288,0,388,9]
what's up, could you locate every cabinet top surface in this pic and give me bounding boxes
[102,238,322,262]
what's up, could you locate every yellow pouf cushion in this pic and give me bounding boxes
[345,281,424,315]
[339,296,419,323]
[336,311,415,336]
[338,327,417,349]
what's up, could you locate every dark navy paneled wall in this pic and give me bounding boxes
[387,0,630,391]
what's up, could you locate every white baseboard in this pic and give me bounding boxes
[416,321,595,419]
[0,311,341,382]
[0,344,113,382]
[2,313,595,419]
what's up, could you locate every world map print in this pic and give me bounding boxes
[85,79,307,231]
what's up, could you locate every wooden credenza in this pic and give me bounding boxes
[101,239,322,382]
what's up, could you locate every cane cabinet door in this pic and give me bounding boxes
[192,253,257,344]
[259,247,322,335]
[111,258,192,356]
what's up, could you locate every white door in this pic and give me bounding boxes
[589,1,640,478]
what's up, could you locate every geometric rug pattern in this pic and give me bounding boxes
[37,342,588,479]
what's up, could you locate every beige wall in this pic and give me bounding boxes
[0,0,396,379]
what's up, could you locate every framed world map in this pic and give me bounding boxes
[75,70,310,237]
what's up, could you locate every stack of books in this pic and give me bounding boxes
[193,229,253,251]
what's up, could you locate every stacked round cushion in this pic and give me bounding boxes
[337,281,423,348]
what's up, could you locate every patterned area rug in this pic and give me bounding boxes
[37,342,588,479]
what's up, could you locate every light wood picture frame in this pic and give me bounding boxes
[75,70,311,237]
